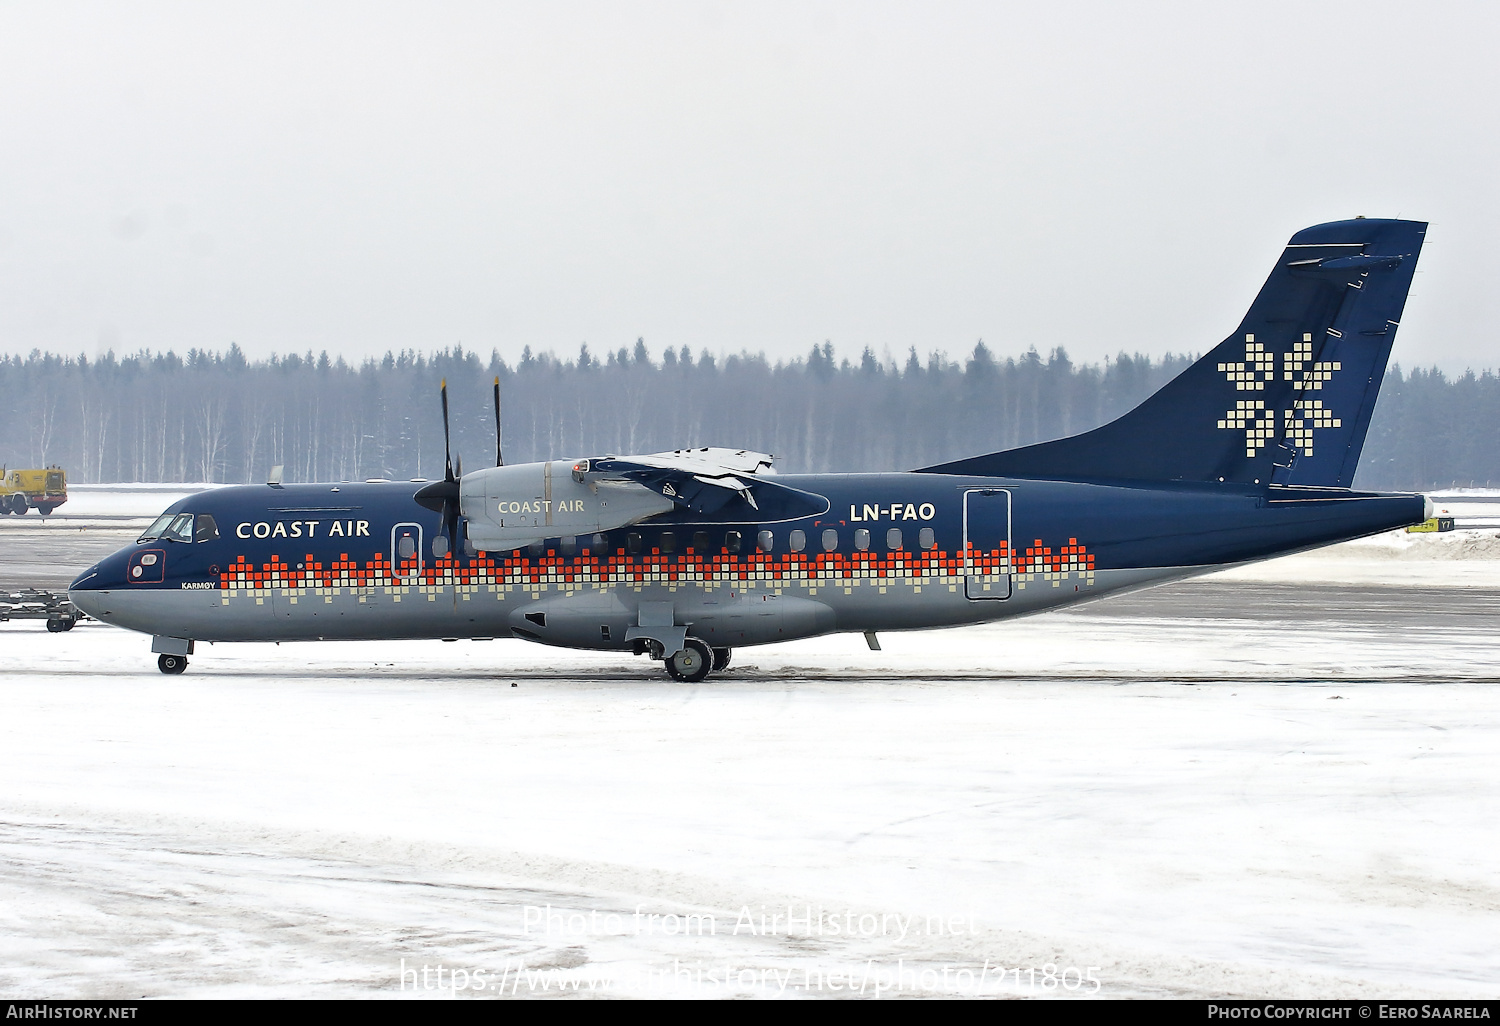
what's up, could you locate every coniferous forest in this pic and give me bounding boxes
[0,341,1490,491]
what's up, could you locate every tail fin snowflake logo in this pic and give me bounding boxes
[1218,334,1342,458]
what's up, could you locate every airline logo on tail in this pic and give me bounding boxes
[1217,334,1343,458]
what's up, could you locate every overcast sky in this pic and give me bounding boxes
[1,2,1496,371]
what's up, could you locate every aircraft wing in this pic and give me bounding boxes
[574,448,776,515]
[632,447,775,477]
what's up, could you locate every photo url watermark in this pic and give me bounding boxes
[398,958,1103,996]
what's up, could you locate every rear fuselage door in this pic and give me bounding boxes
[963,488,1011,600]
[392,523,423,582]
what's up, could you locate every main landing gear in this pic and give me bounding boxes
[663,642,734,682]
[157,653,188,675]
[665,639,713,683]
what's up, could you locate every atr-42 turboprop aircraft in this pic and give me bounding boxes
[71,218,1431,680]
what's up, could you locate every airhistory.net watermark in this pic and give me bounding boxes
[522,903,981,940]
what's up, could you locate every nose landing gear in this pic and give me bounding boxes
[157,654,188,675]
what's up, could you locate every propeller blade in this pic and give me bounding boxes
[440,378,455,484]
[444,497,460,550]
[493,376,504,467]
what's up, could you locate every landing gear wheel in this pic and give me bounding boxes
[711,647,732,671]
[665,639,713,683]
[157,653,188,675]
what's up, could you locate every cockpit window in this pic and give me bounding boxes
[195,514,220,543]
[142,511,216,543]
[161,513,195,543]
[138,513,176,543]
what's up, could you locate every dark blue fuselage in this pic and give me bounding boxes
[68,474,1425,649]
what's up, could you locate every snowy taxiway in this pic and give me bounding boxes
[1,497,1498,998]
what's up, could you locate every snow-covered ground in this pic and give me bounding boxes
[1,488,1498,999]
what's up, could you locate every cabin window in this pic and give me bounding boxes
[821,529,839,552]
[886,528,903,550]
[627,532,643,554]
[724,531,742,554]
[590,533,606,552]
[431,535,450,558]
[161,513,195,543]
[757,530,774,552]
[692,531,711,553]
[528,541,546,558]
[659,532,676,554]
[789,529,806,552]
[560,536,578,556]
[397,535,417,559]
[919,527,936,550]
[854,528,870,551]
[194,514,220,542]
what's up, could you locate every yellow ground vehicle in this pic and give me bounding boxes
[0,465,67,515]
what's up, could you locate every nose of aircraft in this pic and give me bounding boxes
[68,552,125,624]
[68,567,105,621]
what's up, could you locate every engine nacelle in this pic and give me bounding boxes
[459,460,673,551]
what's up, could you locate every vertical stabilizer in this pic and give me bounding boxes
[918,218,1425,487]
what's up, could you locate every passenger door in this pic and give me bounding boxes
[962,489,1011,600]
[392,523,423,583]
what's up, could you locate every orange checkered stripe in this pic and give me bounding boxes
[1017,539,1095,574]
[219,539,1095,591]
